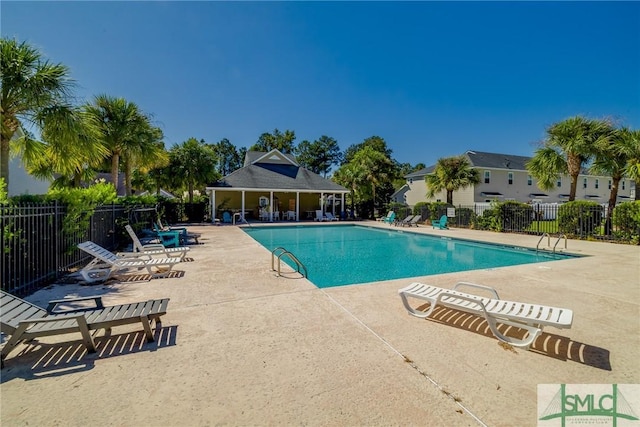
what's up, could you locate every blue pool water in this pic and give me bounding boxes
[243,224,579,288]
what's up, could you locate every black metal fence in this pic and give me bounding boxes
[405,202,639,242]
[1,203,128,296]
[3,201,638,297]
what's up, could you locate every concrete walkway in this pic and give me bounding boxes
[1,222,638,426]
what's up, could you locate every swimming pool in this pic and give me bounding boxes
[243,224,579,288]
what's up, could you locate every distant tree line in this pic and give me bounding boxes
[2,38,637,221]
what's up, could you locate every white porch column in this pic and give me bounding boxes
[270,191,274,221]
[241,190,246,221]
[296,192,300,222]
[341,193,345,218]
[332,193,336,216]
[210,190,217,223]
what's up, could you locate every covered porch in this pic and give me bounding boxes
[207,188,348,224]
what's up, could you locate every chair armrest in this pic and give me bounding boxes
[142,243,166,250]
[116,252,152,260]
[19,313,87,325]
[453,282,500,299]
[47,296,104,314]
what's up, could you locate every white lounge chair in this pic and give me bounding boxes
[398,282,573,349]
[315,210,327,221]
[122,225,190,259]
[324,212,339,221]
[78,241,182,283]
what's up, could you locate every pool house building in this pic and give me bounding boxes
[206,149,349,223]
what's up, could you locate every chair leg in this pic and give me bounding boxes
[76,316,96,353]
[1,323,30,366]
[140,315,155,342]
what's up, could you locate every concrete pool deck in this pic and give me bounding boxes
[1,222,638,426]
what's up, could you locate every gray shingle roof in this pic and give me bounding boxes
[405,150,532,179]
[464,150,531,170]
[213,151,347,192]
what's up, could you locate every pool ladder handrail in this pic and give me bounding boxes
[553,234,567,252]
[271,247,308,278]
[536,233,568,253]
[536,233,551,252]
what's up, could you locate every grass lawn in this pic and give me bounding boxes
[527,220,559,234]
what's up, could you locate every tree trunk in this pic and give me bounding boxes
[1,114,22,189]
[446,190,453,205]
[111,153,120,195]
[0,136,10,189]
[605,176,621,235]
[567,154,582,201]
[568,174,578,201]
[125,159,132,196]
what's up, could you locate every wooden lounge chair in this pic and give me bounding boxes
[432,215,448,229]
[78,241,182,283]
[1,290,169,367]
[395,215,415,226]
[406,215,422,227]
[123,225,190,259]
[398,282,573,349]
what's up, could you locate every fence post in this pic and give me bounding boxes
[55,201,60,281]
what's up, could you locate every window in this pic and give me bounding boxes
[595,179,599,189]
[508,172,513,185]
[484,171,490,184]
[583,178,587,189]
[622,181,626,190]
[608,180,612,190]
[557,177,562,188]
[527,175,532,186]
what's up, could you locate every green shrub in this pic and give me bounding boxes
[428,202,450,220]
[412,202,429,219]
[557,201,604,237]
[0,178,7,204]
[612,201,640,243]
[45,182,118,251]
[452,207,475,227]
[499,201,534,231]
[388,202,410,218]
[472,203,502,231]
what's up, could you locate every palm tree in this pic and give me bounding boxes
[617,127,640,201]
[333,162,359,217]
[590,124,626,233]
[25,110,107,187]
[169,138,219,202]
[0,38,81,188]
[426,156,480,205]
[121,125,167,195]
[85,95,151,194]
[527,116,612,201]
[350,146,394,214]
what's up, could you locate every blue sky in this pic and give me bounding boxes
[3,1,639,168]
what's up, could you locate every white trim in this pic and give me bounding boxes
[251,149,299,167]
